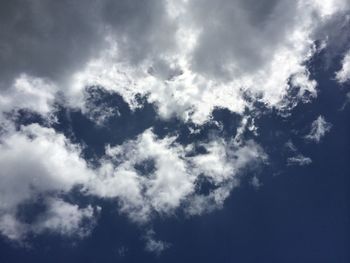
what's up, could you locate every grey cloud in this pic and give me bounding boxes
[314,13,350,68]
[0,0,348,245]
[1,0,347,125]
[0,0,102,87]
[102,0,177,64]
[144,229,170,255]
[336,49,350,83]
[0,0,175,89]
[188,0,298,79]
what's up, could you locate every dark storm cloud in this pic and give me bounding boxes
[0,0,175,88]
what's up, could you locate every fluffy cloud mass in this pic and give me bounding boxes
[0,123,264,240]
[0,124,96,239]
[90,129,265,221]
[0,0,349,123]
[0,0,348,247]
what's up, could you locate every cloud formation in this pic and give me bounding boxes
[287,155,313,166]
[305,115,332,143]
[0,0,349,248]
[90,129,265,221]
[0,124,96,239]
[144,229,170,255]
[1,0,349,124]
[336,50,350,83]
[0,124,264,241]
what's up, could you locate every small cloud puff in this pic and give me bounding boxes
[305,116,332,143]
[287,155,313,166]
[144,229,170,256]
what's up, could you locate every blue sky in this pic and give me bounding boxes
[0,1,349,262]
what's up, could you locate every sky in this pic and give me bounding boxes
[0,0,349,262]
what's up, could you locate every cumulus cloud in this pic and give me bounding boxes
[0,123,95,240]
[0,0,175,119]
[71,0,350,124]
[0,124,264,240]
[1,0,348,124]
[89,129,195,222]
[89,129,265,221]
[0,74,58,123]
[305,115,332,142]
[186,139,266,215]
[32,198,99,238]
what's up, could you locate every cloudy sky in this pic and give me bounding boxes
[0,0,349,262]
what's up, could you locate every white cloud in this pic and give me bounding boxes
[0,74,58,122]
[89,129,195,222]
[340,92,350,110]
[285,140,298,152]
[191,139,265,185]
[89,129,266,221]
[287,154,313,166]
[185,183,235,216]
[305,115,332,142]
[336,50,350,83]
[0,123,95,240]
[33,198,100,237]
[186,139,266,215]
[0,123,266,241]
[144,229,170,255]
[251,176,263,189]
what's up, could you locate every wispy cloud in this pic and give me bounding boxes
[336,49,350,83]
[287,155,312,166]
[305,116,332,143]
